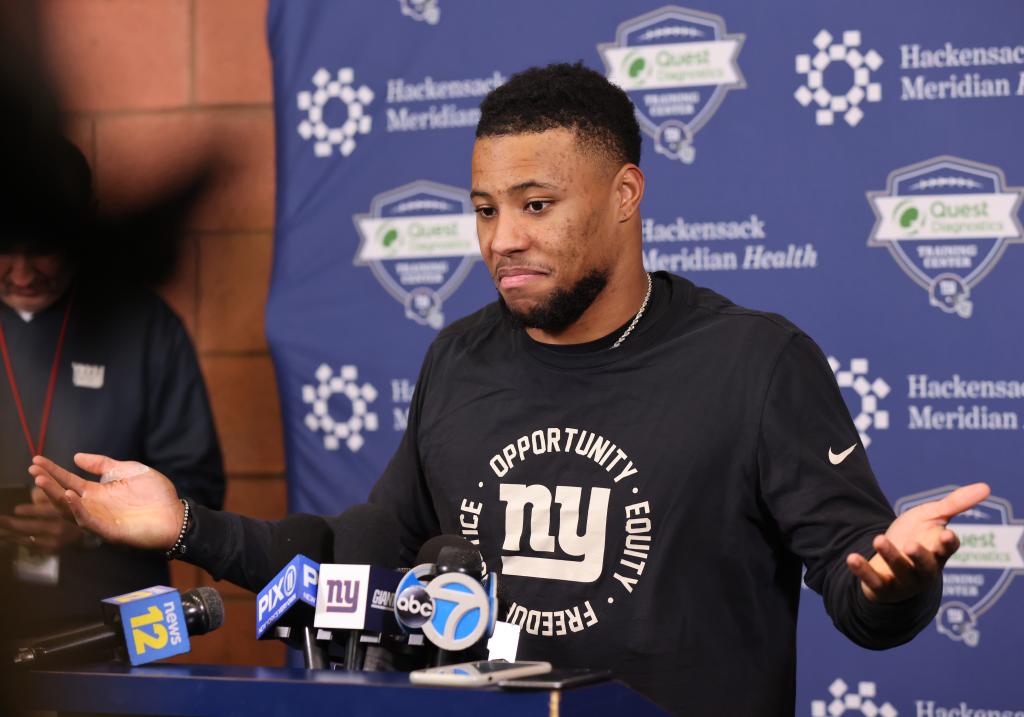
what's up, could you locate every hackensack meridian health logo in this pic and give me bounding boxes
[296,68,374,158]
[598,6,744,164]
[867,156,1024,318]
[810,679,897,717]
[399,0,440,25]
[827,356,890,448]
[353,180,480,329]
[302,364,379,452]
[794,30,883,127]
[895,487,1023,648]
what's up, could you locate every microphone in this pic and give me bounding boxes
[251,512,341,669]
[255,553,322,668]
[12,586,223,668]
[416,535,482,573]
[395,535,499,664]
[328,504,403,570]
[436,543,485,580]
[313,504,404,671]
[267,513,335,570]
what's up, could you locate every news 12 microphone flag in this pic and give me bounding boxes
[265,1,1024,712]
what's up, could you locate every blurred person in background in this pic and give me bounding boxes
[0,136,225,637]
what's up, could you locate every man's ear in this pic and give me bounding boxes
[615,164,645,223]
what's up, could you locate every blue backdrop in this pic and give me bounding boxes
[265,2,1024,713]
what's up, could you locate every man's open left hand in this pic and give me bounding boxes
[846,482,990,603]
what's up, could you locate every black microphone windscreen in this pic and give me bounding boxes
[329,503,403,569]
[268,513,335,569]
[415,534,477,566]
[182,587,224,634]
[435,545,484,579]
[494,579,512,622]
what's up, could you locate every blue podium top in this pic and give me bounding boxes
[21,663,669,716]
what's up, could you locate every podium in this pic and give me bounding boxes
[19,663,670,716]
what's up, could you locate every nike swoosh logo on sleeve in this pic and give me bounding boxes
[828,444,857,465]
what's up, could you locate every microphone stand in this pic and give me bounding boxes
[344,631,366,672]
[300,626,328,670]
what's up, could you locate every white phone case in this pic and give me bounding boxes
[409,660,552,687]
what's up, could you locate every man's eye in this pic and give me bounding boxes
[525,200,550,213]
[475,206,496,218]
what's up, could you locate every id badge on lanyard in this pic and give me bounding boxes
[14,546,60,585]
[1,297,74,588]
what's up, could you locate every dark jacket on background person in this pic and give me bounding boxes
[0,287,224,636]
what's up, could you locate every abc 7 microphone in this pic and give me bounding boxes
[394,541,498,665]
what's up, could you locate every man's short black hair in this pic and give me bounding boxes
[476,62,642,167]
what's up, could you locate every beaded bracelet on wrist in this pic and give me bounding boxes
[164,498,191,560]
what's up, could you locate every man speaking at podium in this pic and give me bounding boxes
[29,64,988,716]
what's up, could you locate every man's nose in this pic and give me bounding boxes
[9,256,37,285]
[487,213,530,256]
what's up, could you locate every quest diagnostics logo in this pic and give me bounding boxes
[868,156,1024,318]
[296,67,374,158]
[354,180,480,329]
[794,30,883,127]
[895,487,1024,647]
[598,6,745,164]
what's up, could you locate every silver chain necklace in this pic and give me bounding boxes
[610,272,653,350]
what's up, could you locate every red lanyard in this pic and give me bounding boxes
[0,296,74,458]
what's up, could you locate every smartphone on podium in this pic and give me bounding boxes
[498,667,613,690]
[409,659,552,687]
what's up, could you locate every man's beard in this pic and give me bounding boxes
[498,269,608,333]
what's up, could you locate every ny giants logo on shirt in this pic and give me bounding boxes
[499,484,610,582]
[459,426,654,639]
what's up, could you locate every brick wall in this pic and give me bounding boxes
[42,0,286,666]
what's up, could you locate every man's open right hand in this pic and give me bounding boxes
[29,453,184,551]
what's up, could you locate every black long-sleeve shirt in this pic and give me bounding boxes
[184,273,938,716]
